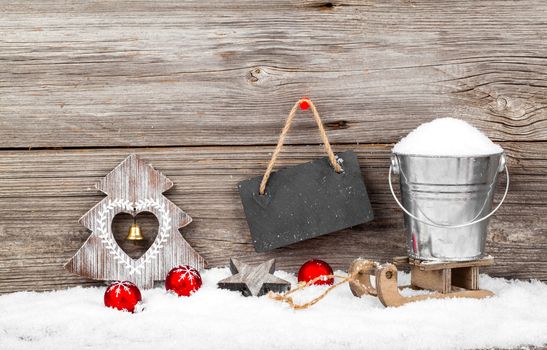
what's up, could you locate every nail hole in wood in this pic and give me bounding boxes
[309,2,336,10]
[326,120,349,129]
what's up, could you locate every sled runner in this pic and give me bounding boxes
[348,256,495,307]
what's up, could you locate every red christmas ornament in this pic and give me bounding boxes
[299,97,311,110]
[165,265,202,297]
[104,281,142,313]
[298,259,334,285]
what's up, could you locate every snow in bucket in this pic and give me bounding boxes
[392,117,503,156]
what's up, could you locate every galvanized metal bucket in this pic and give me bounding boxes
[389,152,509,261]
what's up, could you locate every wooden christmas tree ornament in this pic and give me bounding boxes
[65,154,206,289]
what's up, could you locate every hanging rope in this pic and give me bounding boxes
[259,98,342,195]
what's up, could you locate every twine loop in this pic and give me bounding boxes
[268,260,378,310]
[259,98,342,195]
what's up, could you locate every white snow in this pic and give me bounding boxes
[392,118,503,156]
[1,268,546,350]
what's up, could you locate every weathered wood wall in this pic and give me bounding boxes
[0,0,546,293]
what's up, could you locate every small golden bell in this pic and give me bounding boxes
[126,222,144,241]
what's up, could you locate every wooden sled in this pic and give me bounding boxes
[348,256,495,307]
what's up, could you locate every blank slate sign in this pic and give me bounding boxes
[238,151,374,252]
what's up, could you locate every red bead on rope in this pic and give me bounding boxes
[299,97,311,110]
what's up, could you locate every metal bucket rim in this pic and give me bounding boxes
[392,151,504,159]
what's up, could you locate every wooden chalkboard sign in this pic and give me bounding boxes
[238,99,373,252]
[65,154,206,289]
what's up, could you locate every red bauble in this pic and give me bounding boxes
[165,265,202,297]
[298,259,334,285]
[104,281,142,313]
[299,97,311,110]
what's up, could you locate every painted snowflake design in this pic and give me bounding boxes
[173,265,200,283]
[106,281,135,297]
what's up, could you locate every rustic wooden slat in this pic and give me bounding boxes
[0,144,545,293]
[0,0,546,148]
[0,144,544,209]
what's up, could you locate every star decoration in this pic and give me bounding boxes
[217,258,290,297]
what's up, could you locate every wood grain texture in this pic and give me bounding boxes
[0,1,546,148]
[65,154,205,288]
[0,0,546,294]
[0,144,545,293]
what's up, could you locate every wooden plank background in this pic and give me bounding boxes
[0,0,546,293]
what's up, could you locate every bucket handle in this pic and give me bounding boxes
[388,155,510,229]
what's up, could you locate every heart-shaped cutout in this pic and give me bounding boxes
[112,211,159,260]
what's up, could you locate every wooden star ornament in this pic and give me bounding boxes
[217,258,290,297]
